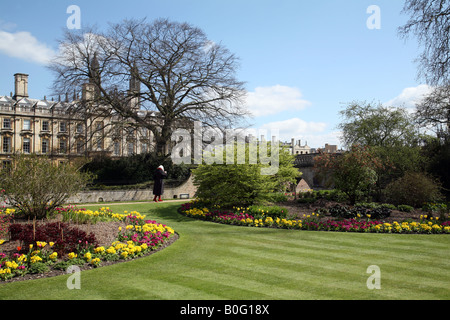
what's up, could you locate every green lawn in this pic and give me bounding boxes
[1,201,449,300]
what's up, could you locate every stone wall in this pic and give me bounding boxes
[66,175,197,204]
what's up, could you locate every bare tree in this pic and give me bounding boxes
[49,18,248,156]
[415,84,450,131]
[399,0,450,86]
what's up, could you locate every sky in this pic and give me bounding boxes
[0,0,433,149]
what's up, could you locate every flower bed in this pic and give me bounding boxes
[0,207,176,281]
[180,201,450,234]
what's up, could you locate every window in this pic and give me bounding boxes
[76,123,83,133]
[41,139,49,154]
[3,118,11,129]
[114,142,120,156]
[42,121,49,131]
[141,143,148,154]
[59,139,67,154]
[95,121,103,134]
[96,137,103,150]
[2,136,11,153]
[76,140,84,154]
[23,138,31,153]
[59,122,67,132]
[23,119,31,130]
[128,142,134,155]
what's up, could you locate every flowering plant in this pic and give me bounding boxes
[0,209,176,281]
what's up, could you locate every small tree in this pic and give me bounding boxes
[0,155,93,219]
[271,147,301,193]
[315,145,384,205]
[192,143,299,208]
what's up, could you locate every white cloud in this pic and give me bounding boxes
[384,84,433,111]
[254,117,342,148]
[245,85,311,117]
[0,30,56,65]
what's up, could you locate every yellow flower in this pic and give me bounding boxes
[94,246,105,253]
[0,239,5,245]
[49,252,58,260]
[30,255,42,263]
[90,258,101,266]
[36,241,47,248]
[68,252,77,260]
[5,261,18,269]
[106,247,116,254]
[84,252,92,261]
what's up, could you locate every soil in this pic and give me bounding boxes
[0,216,179,284]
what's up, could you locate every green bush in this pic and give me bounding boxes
[267,192,288,203]
[329,204,391,220]
[397,204,414,213]
[82,153,193,186]
[193,143,299,208]
[384,172,443,207]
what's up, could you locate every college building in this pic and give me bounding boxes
[0,72,157,167]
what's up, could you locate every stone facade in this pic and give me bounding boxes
[0,73,157,166]
[66,175,197,204]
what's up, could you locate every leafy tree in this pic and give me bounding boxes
[0,155,93,219]
[315,145,384,205]
[338,101,421,149]
[338,101,427,199]
[271,147,302,193]
[192,143,300,208]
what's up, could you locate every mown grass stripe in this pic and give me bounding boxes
[1,202,449,300]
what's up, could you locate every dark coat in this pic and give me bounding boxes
[153,169,167,196]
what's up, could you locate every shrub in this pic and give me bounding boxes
[0,155,94,219]
[368,207,391,220]
[329,204,391,220]
[397,204,414,213]
[267,192,288,203]
[9,221,98,256]
[384,171,443,207]
[315,145,384,205]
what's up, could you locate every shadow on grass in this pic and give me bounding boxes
[142,202,197,224]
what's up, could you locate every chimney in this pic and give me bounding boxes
[82,82,95,101]
[14,73,29,100]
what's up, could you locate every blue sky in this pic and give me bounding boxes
[0,0,431,149]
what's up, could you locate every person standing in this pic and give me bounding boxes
[153,165,167,202]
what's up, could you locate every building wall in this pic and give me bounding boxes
[0,73,156,166]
